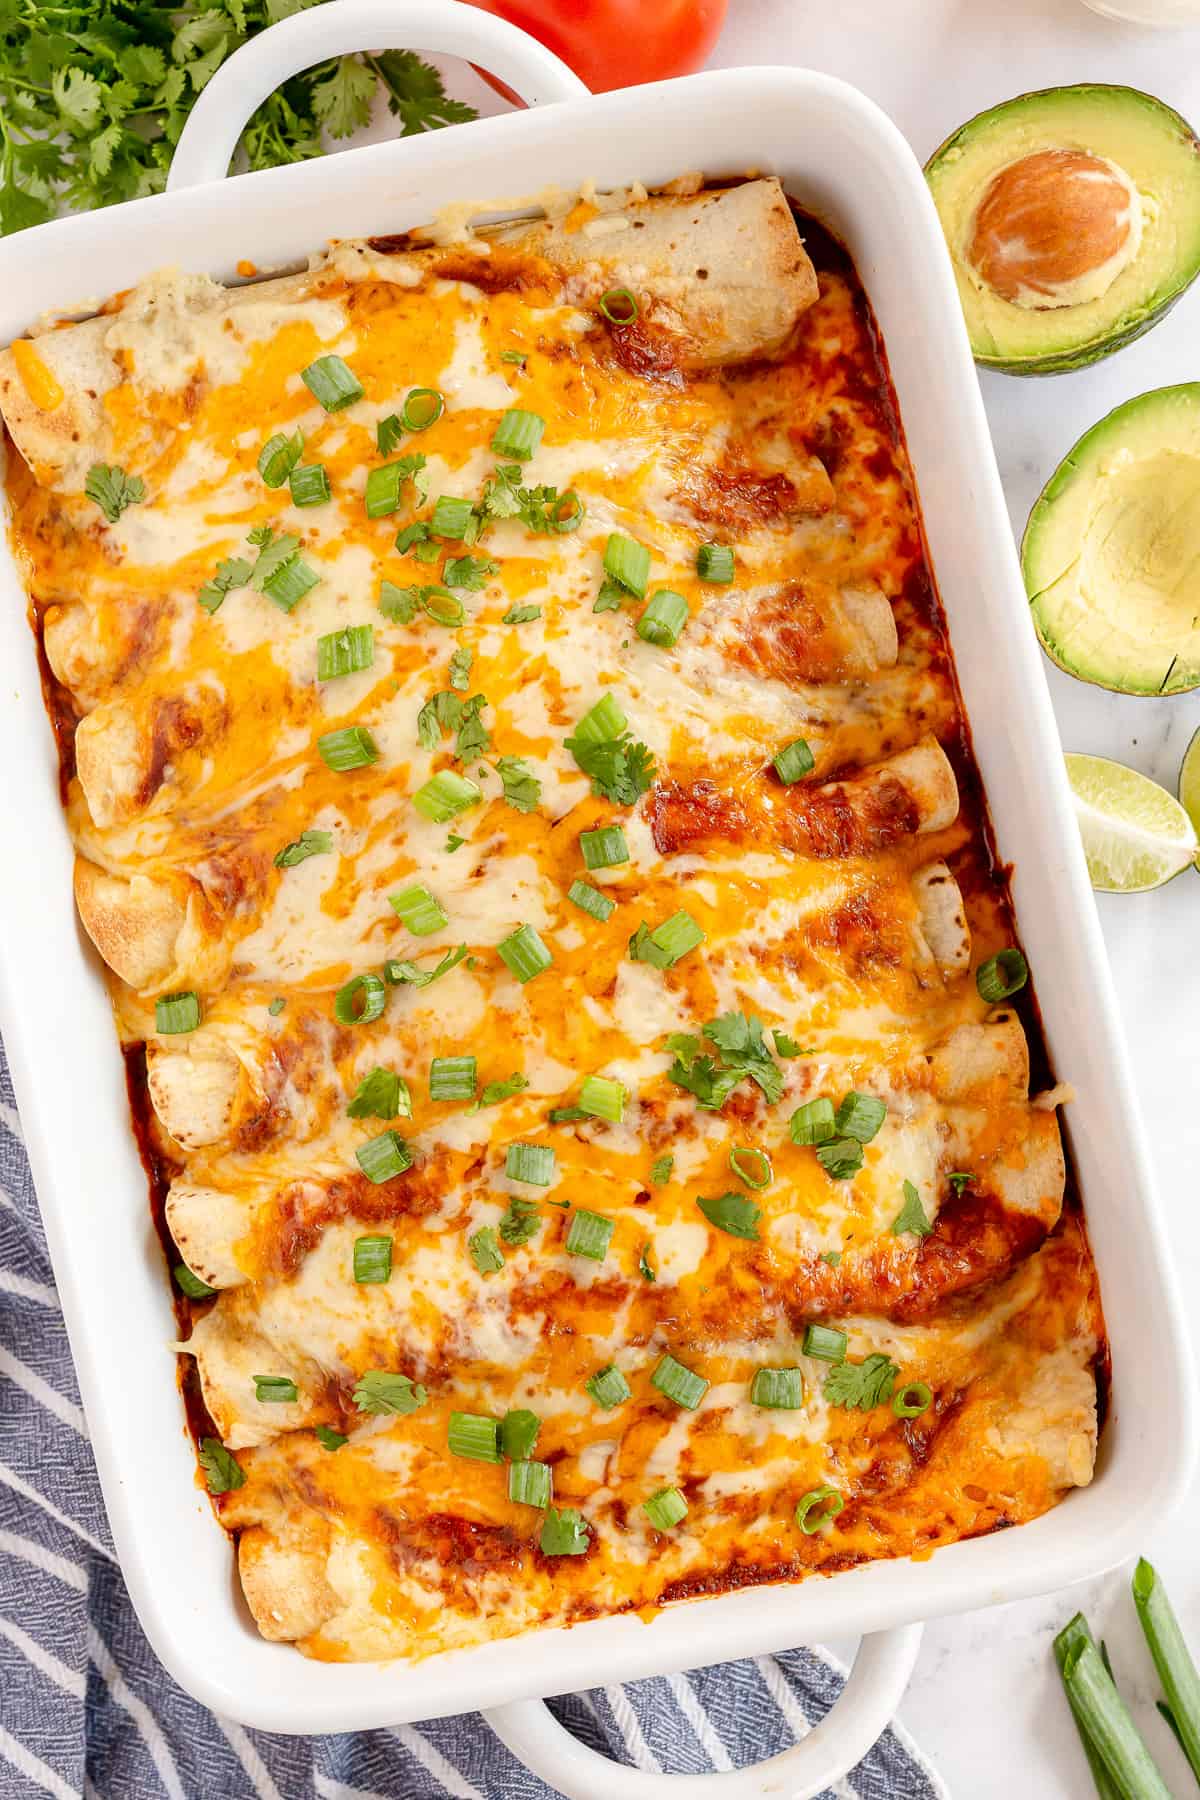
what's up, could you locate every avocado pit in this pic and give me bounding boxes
[967,147,1143,309]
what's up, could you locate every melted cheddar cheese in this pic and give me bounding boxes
[1,181,1105,1664]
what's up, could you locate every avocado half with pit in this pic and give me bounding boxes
[926,85,1200,375]
[1023,383,1200,694]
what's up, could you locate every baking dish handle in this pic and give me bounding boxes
[484,1622,924,1800]
[166,0,588,194]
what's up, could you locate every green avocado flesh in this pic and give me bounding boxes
[926,84,1200,375]
[1022,384,1200,694]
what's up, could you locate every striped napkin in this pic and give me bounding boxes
[0,1044,945,1800]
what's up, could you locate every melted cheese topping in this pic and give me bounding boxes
[3,197,1105,1666]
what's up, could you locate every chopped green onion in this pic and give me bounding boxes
[604,532,651,598]
[301,354,363,411]
[947,1171,973,1198]
[254,1374,298,1404]
[268,998,286,1016]
[802,1323,848,1362]
[649,1155,674,1186]
[835,1092,887,1144]
[384,944,469,989]
[696,1191,761,1240]
[422,587,466,627]
[567,880,615,922]
[347,1067,408,1120]
[821,1250,842,1268]
[394,521,430,554]
[1132,1559,1200,1788]
[353,1234,393,1284]
[566,1208,614,1261]
[499,1195,541,1247]
[539,1508,590,1556]
[469,1226,504,1275]
[317,624,374,681]
[652,1353,708,1410]
[697,543,735,583]
[355,1129,412,1183]
[630,909,705,968]
[1060,1638,1172,1800]
[198,1438,245,1494]
[750,1367,804,1409]
[729,1146,772,1190]
[258,430,303,488]
[816,1137,865,1181]
[155,991,200,1035]
[789,1098,835,1145]
[365,461,411,518]
[774,738,815,784]
[547,491,585,533]
[262,555,319,613]
[174,1263,215,1300]
[599,287,639,324]
[402,388,444,432]
[499,1409,540,1462]
[571,693,627,746]
[318,726,379,772]
[509,1460,552,1508]
[491,408,544,460]
[578,1074,627,1122]
[413,770,481,822]
[580,825,629,870]
[795,1485,844,1535]
[334,973,387,1025]
[892,1380,932,1418]
[389,883,447,937]
[353,1369,427,1415]
[314,1425,347,1452]
[497,923,553,984]
[431,495,473,540]
[289,463,331,507]
[637,589,688,648]
[500,349,527,367]
[586,1364,631,1409]
[429,1056,477,1102]
[275,827,333,868]
[976,948,1028,1003]
[448,1411,501,1463]
[505,1143,556,1186]
[643,1486,688,1530]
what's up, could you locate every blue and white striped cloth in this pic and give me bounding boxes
[0,1044,946,1799]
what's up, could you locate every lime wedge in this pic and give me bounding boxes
[1180,727,1200,862]
[1065,752,1198,893]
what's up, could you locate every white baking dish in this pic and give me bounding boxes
[1,4,1194,1796]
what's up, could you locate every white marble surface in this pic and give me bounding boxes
[411,4,1200,1788]
[703,3,1200,1794]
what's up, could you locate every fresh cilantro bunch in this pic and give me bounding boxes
[823,1353,899,1412]
[0,0,477,236]
[666,1012,785,1111]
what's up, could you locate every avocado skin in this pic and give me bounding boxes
[926,84,1200,377]
[1022,384,1200,696]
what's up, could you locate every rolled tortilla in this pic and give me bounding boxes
[779,736,959,859]
[930,1007,1030,1099]
[488,178,818,368]
[911,860,971,977]
[165,1182,251,1290]
[237,1522,341,1644]
[718,579,898,684]
[74,857,186,992]
[146,1036,242,1150]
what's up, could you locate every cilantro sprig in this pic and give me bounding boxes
[667,1013,785,1111]
[0,7,477,238]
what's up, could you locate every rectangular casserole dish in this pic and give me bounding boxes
[0,3,1192,1741]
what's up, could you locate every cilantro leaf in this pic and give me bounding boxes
[444,555,497,592]
[274,827,333,868]
[84,462,145,523]
[891,1179,933,1237]
[649,1155,674,1187]
[638,1241,656,1282]
[377,414,404,456]
[449,645,473,691]
[593,576,626,614]
[353,1369,427,1415]
[370,49,479,135]
[383,944,469,988]
[197,555,251,615]
[564,728,655,807]
[823,1353,898,1412]
[455,694,490,763]
[417,689,463,750]
[496,755,541,814]
[478,1072,530,1107]
[499,1195,541,1247]
[310,56,376,139]
[198,1436,244,1495]
[666,1015,784,1111]
[502,603,542,624]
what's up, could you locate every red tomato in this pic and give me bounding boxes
[464,0,729,93]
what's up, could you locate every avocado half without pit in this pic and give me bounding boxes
[1023,383,1200,695]
[926,85,1200,374]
